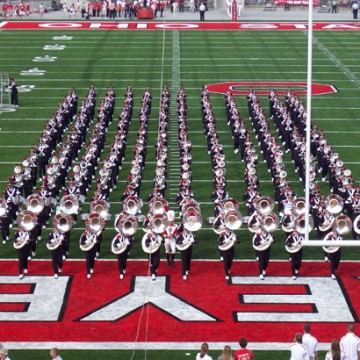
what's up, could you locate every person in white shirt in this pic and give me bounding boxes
[325,339,346,360]
[302,324,318,360]
[0,348,11,360]
[340,324,360,360]
[196,343,213,360]
[290,333,310,360]
[50,347,63,360]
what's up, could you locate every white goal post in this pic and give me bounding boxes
[0,72,11,108]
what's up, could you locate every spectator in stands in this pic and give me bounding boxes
[352,0,359,19]
[331,0,338,12]
[199,1,206,20]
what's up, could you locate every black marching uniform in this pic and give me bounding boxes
[176,228,196,280]
[112,233,133,279]
[285,231,304,279]
[14,229,33,278]
[253,230,274,279]
[218,229,239,280]
[79,230,100,278]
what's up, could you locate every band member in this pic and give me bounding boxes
[143,230,164,280]
[47,229,67,279]
[163,210,178,267]
[218,229,239,280]
[14,228,33,279]
[176,226,196,280]
[8,76,18,106]
[112,233,133,279]
[324,229,342,279]
[285,230,304,280]
[79,229,99,279]
[0,205,12,244]
[253,229,275,280]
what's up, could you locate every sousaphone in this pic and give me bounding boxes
[141,231,162,254]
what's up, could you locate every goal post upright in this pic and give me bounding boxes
[0,72,11,108]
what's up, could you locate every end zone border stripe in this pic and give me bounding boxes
[2,21,360,31]
[2,341,331,351]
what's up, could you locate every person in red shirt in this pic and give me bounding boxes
[234,338,254,360]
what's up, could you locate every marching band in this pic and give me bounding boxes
[1,84,359,283]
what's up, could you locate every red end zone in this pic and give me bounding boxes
[1,21,360,31]
[0,260,358,345]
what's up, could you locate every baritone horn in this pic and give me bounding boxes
[111,234,131,255]
[141,231,162,254]
[53,212,74,233]
[123,195,143,216]
[353,214,360,235]
[224,209,243,230]
[294,213,314,234]
[293,197,306,215]
[17,210,37,231]
[85,212,105,235]
[333,214,352,236]
[261,212,279,232]
[25,194,45,215]
[90,199,111,220]
[114,213,138,236]
[325,194,344,214]
[255,196,274,216]
[60,195,80,215]
[150,213,168,234]
[148,196,168,215]
[183,211,203,232]
[322,231,342,253]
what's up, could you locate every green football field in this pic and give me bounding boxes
[0,26,359,356]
